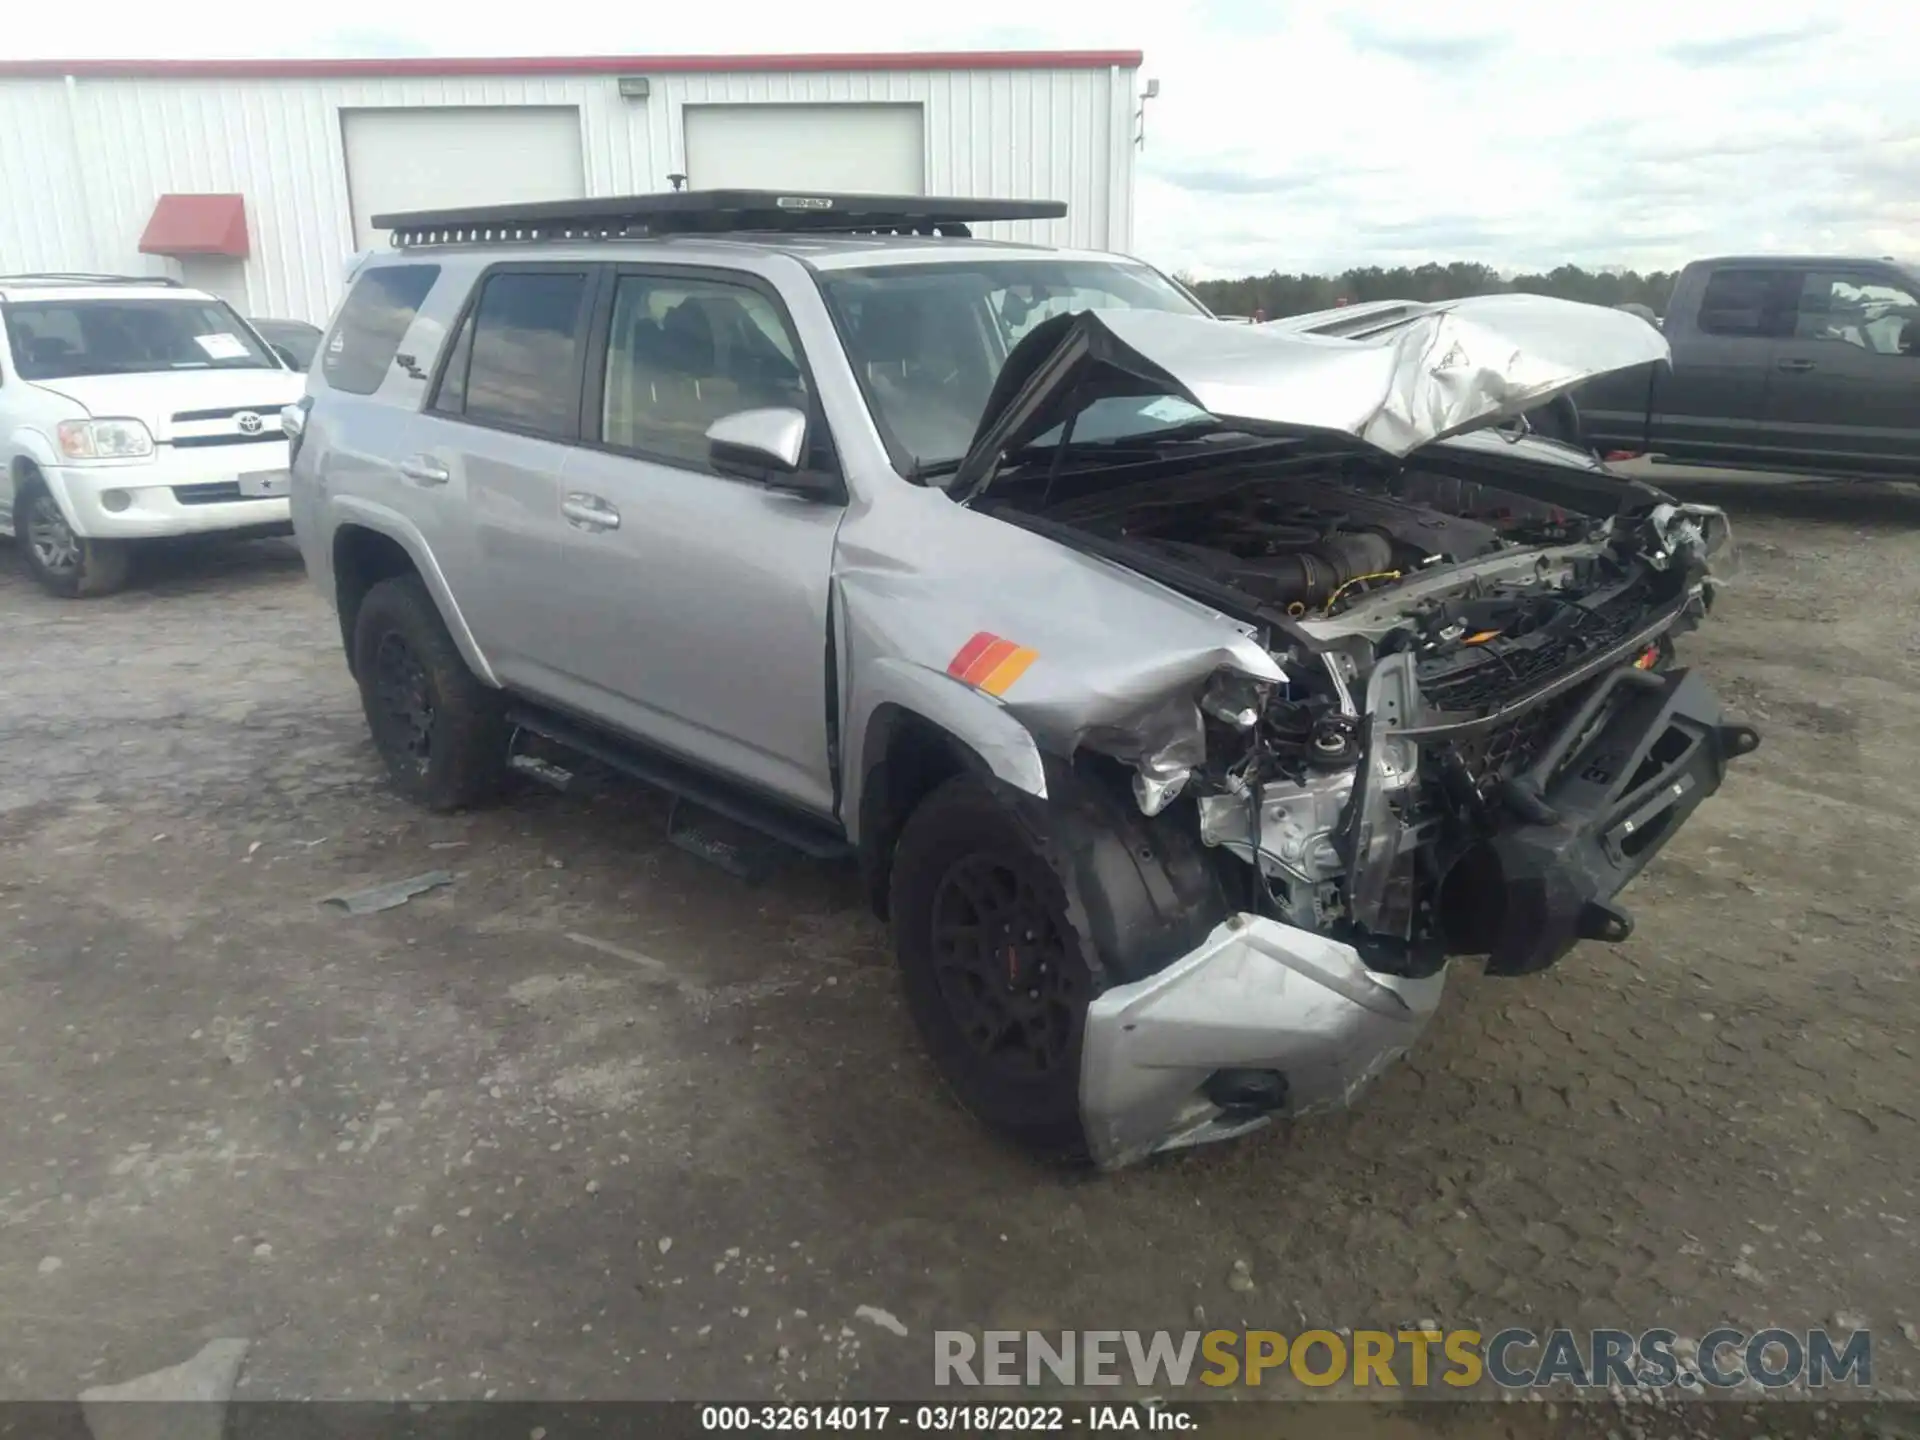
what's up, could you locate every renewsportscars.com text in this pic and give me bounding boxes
[934,1327,1872,1391]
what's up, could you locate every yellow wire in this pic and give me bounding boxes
[1323,570,1403,614]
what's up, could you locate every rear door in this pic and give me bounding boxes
[406,264,599,686]
[0,315,16,530]
[546,264,846,816]
[1764,267,1920,476]
[1653,266,1799,467]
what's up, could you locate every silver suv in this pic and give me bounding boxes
[290,191,1756,1168]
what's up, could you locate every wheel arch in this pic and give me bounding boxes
[325,499,498,687]
[7,435,77,530]
[888,751,1234,992]
[849,673,1048,919]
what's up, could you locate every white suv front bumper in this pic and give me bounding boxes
[43,443,292,540]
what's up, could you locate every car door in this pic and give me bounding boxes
[404,264,600,686]
[1655,266,1799,467]
[539,264,846,817]
[0,327,14,531]
[1764,267,1920,477]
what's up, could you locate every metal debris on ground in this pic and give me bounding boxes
[321,871,454,915]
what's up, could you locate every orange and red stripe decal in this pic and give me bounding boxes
[946,631,1039,697]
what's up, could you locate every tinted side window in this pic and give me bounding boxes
[1696,268,1797,339]
[321,264,439,395]
[601,274,809,466]
[438,271,589,440]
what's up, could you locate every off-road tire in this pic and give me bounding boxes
[15,476,133,598]
[351,574,508,812]
[888,774,1096,1158]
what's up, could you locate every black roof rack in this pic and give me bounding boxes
[0,272,183,287]
[372,190,1067,247]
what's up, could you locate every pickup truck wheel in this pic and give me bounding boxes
[351,574,507,812]
[889,774,1094,1157]
[16,477,132,598]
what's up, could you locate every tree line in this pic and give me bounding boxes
[1183,262,1678,319]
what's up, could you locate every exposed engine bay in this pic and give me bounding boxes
[1047,472,1530,614]
[925,300,1754,1166]
[983,443,1750,986]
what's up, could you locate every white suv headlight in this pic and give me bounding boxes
[57,418,155,461]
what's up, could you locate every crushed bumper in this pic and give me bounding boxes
[1078,665,1757,1169]
[1079,916,1446,1170]
[1471,664,1759,974]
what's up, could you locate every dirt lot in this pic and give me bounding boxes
[2,471,1917,1424]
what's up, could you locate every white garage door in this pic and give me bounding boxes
[682,104,924,194]
[342,107,587,250]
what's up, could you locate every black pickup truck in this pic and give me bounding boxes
[1581,255,1920,479]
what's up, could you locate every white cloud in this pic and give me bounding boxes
[9,0,1917,276]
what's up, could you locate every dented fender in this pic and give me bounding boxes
[842,655,1051,845]
[831,489,1288,839]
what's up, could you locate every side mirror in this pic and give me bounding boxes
[706,407,836,497]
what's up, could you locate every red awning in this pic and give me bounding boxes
[139,193,249,258]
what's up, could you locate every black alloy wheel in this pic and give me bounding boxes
[370,630,436,777]
[350,574,508,811]
[928,852,1085,1080]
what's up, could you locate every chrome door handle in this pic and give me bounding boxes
[561,492,620,531]
[1775,357,1816,373]
[399,455,450,485]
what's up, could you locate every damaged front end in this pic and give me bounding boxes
[950,302,1758,1168]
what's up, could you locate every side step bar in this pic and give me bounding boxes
[505,707,853,863]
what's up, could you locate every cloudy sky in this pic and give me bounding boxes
[10,0,1916,278]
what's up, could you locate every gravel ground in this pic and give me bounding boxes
[1,471,1916,1432]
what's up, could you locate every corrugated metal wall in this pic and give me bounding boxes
[0,64,1137,325]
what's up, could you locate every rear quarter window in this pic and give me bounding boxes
[321,264,441,395]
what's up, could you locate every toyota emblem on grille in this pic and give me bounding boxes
[235,411,264,434]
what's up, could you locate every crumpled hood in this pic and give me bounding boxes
[951,293,1671,498]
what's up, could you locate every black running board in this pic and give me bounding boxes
[505,706,852,863]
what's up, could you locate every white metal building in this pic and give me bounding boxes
[0,51,1142,326]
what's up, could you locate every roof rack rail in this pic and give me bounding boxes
[0,272,184,287]
[371,189,1067,247]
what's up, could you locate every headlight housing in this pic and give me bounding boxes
[56,418,155,461]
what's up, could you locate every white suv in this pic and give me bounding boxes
[0,274,307,596]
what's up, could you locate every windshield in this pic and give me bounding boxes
[816,259,1206,474]
[3,298,279,380]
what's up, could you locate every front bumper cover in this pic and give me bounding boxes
[1080,916,1446,1169]
[1079,663,1757,1169]
[49,454,292,540]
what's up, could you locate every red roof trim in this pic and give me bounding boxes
[0,50,1143,80]
[139,193,250,258]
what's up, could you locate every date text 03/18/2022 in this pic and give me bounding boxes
[699,1404,1190,1431]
